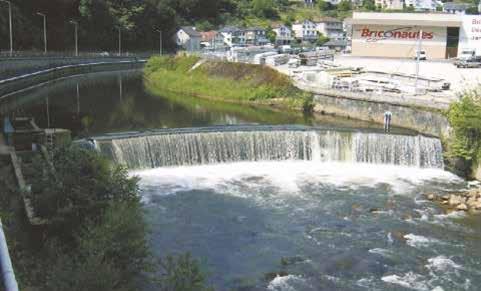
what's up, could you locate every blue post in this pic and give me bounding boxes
[0,219,19,291]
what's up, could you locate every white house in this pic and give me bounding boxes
[176,26,201,51]
[244,27,269,45]
[220,26,246,47]
[316,17,344,40]
[273,25,293,45]
[292,20,318,42]
[404,0,437,11]
[443,2,474,14]
[375,0,404,10]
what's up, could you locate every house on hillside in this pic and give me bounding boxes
[200,31,225,50]
[220,26,246,47]
[443,2,474,14]
[292,20,318,42]
[374,0,404,10]
[244,27,269,46]
[316,17,344,40]
[273,25,293,45]
[404,0,437,11]
[176,26,201,51]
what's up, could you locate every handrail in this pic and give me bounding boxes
[0,218,19,291]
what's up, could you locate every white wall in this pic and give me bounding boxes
[459,15,481,56]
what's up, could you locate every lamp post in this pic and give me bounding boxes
[117,27,121,56]
[37,12,47,54]
[155,28,162,55]
[69,20,78,56]
[0,0,13,56]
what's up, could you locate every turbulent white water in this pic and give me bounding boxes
[134,161,461,204]
[97,130,444,169]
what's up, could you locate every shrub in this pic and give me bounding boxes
[446,89,481,166]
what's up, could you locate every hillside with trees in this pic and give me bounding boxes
[0,0,349,53]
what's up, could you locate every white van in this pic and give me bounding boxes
[458,49,476,60]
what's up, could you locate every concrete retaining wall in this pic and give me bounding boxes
[0,60,145,97]
[313,93,450,137]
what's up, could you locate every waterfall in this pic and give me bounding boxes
[96,129,444,170]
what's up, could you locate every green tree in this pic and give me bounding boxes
[266,26,277,43]
[31,145,140,239]
[45,201,150,291]
[318,0,332,11]
[158,253,214,291]
[317,34,330,46]
[362,0,377,11]
[252,0,279,18]
[337,0,352,11]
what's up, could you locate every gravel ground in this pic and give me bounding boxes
[335,55,481,94]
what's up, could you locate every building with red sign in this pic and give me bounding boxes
[351,12,464,59]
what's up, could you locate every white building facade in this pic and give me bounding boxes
[404,0,437,11]
[273,25,293,45]
[176,27,201,51]
[292,20,318,42]
[316,17,345,40]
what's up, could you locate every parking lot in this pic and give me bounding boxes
[334,55,481,94]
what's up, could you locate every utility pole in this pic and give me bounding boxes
[69,20,78,56]
[0,0,13,56]
[117,27,121,56]
[37,12,47,54]
[415,28,423,95]
[155,29,162,55]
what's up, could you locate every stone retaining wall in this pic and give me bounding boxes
[313,93,450,137]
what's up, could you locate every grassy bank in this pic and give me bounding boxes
[144,55,313,112]
[445,89,481,178]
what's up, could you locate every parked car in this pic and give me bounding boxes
[455,56,481,68]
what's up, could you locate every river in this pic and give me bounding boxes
[3,70,481,291]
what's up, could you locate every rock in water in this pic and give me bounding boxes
[457,203,468,211]
[449,195,465,206]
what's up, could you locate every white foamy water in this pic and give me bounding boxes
[404,234,443,248]
[267,275,312,291]
[426,256,462,272]
[382,272,430,290]
[133,161,462,203]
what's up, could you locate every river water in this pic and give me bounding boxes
[3,70,481,291]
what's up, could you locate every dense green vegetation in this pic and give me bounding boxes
[0,144,212,290]
[144,55,313,111]
[446,90,481,177]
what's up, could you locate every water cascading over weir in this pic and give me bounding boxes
[91,126,444,170]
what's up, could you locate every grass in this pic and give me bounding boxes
[144,55,313,111]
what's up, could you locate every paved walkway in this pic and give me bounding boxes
[0,134,10,155]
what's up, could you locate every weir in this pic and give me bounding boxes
[91,126,444,170]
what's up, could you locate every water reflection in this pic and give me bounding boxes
[0,69,411,138]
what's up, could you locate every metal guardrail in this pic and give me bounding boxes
[0,219,19,291]
[0,60,146,98]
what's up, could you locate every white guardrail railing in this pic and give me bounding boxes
[0,219,19,291]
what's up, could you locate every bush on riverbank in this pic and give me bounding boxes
[144,55,313,111]
[2,144,212,290]
[446,89,481,176]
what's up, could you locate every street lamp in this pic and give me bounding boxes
[0,0,13,56]
[69,20,78,56]
[155,28,162,55]
[36,12,47,54]
[117,27,121,56]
